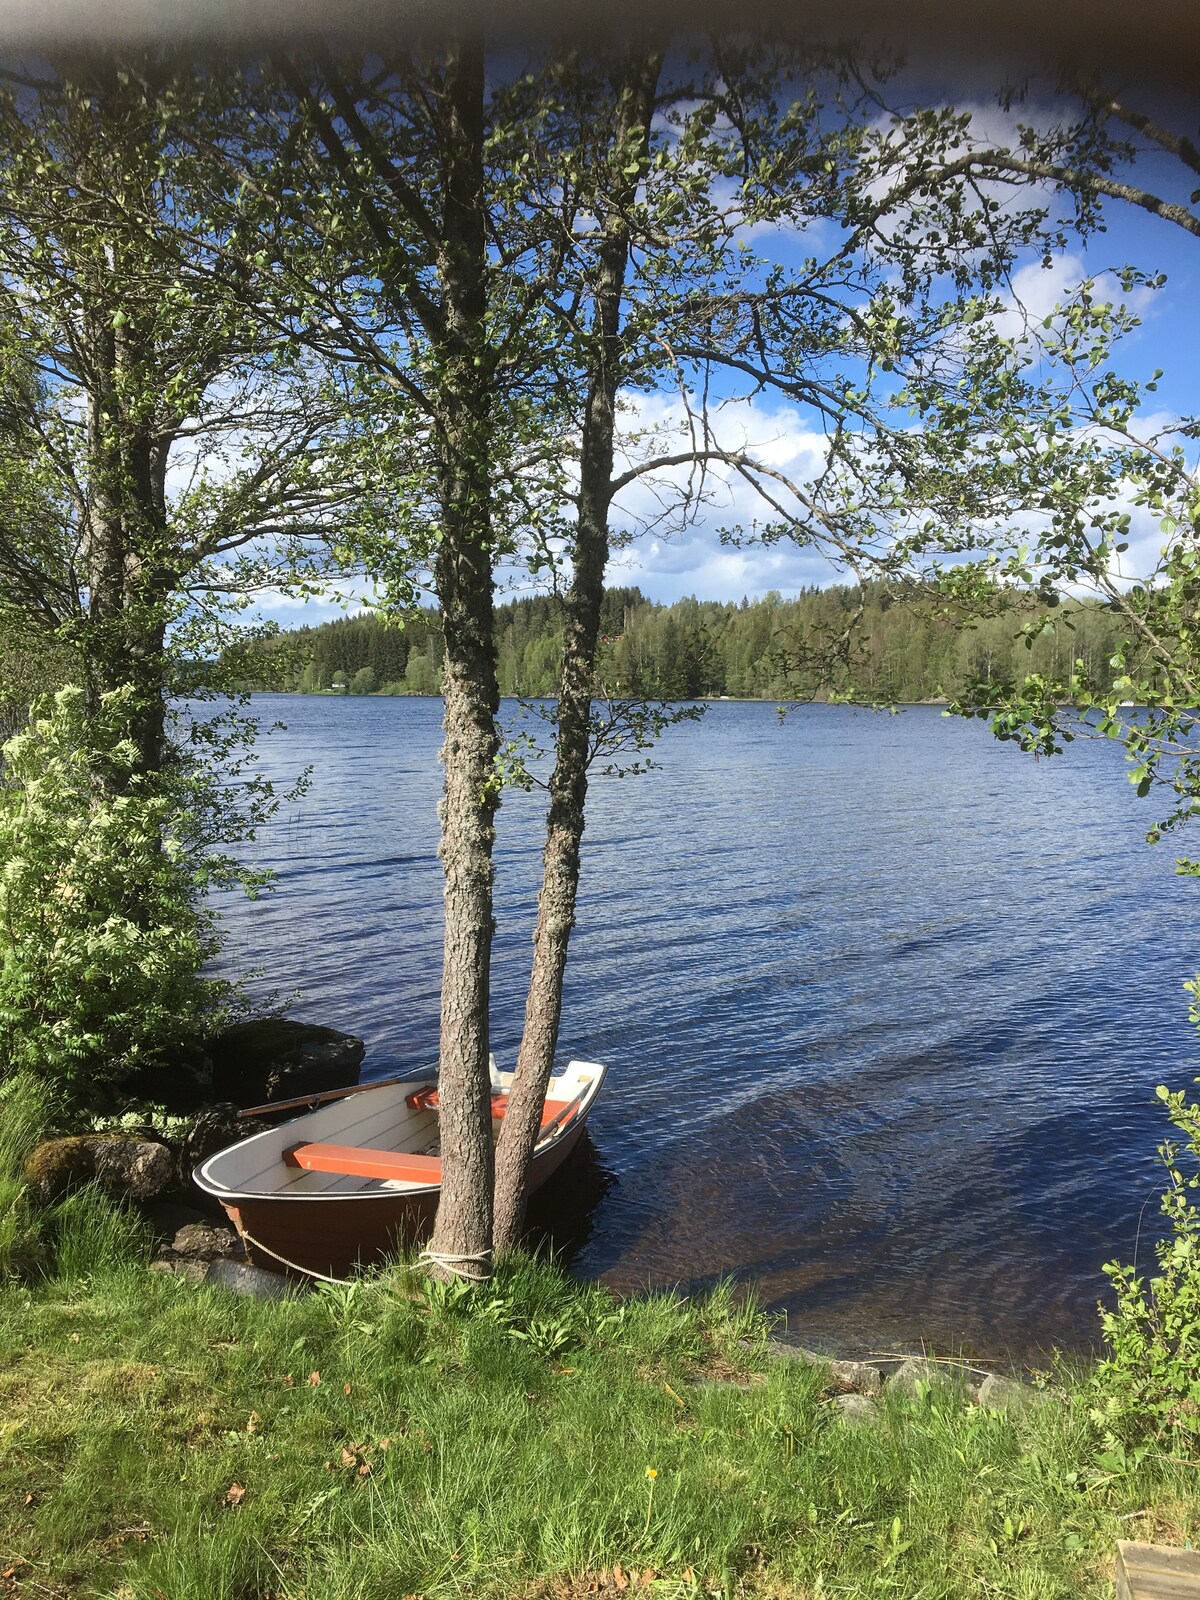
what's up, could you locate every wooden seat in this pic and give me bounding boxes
[405,1085,441,1113]
[406,1086,571,1127]
[284,1143,442,1184]
[1117,1541,1200,1600]
[285,1089,582,1184]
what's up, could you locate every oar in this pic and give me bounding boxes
[236,1074,416,1120]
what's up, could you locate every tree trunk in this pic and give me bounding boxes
[493,53,662,1253]
[426,38,501,1280]
[83,334,171,790]
[79,100,175,793]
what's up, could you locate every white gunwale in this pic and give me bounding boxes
[194,1058,607,1206]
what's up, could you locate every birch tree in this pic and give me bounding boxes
[0,57,383,1105]
[476,45,1065,1247]
[247,41,574,1276]
[0,57,359,784]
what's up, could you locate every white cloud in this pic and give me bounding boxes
[606,534,842,602]
[252,577,372,622]
[990,252,1162,345]
[858,94,1064,221]
[597,390,871,600]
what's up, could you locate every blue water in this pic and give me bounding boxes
[215,696,1200,1360]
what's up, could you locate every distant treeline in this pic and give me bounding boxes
[230,583,1129,702]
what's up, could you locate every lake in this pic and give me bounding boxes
[215,694,1199,1361]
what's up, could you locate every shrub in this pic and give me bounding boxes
[1093,1079,1200,1443]
[0,687,242,1108]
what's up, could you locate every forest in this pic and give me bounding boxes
[231,582,1130,705]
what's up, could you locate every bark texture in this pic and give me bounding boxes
[493,54,662,1252]
[425,39,501,1277]
[287,43,502,1276]
[84,363,172,787]
[77,89,176,787]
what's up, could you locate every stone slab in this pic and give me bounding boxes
[204,1259,301,1299]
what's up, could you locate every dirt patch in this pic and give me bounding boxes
[534,1567,814,1600]
[77,1362,160,1402]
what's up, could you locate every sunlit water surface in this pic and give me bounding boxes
[214,696,1200,1360]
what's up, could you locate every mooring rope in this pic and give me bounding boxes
[236,1228,351,1285]
[233,1231,494,1287]
[417,1247,493,1282]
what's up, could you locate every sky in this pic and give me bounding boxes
[247,75,1200,631]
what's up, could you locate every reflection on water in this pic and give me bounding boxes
[524,1133,617,1263]
[216,697,1199,1360]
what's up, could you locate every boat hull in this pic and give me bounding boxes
[213,1103,591,1279]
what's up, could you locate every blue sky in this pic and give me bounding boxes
[604,184,1200,606]
[251,84,1200,629]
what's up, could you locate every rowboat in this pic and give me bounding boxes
[192,1058,607,1280]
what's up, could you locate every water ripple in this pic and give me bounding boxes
[213,697,1198,1359]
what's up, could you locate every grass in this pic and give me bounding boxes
[0,1075,53,1282]
[0,1076,1196,1600]
[0,1249,1198,1600]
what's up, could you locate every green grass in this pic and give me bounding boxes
[0,1073,53,1280]
[0,1238,1197,1600]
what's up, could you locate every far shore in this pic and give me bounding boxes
[243,688,956,707]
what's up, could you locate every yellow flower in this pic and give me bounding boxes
[645,1467,658,1480]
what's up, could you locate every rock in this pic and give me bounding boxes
[828,1359,884,1398]
[208,1018,365,1108]
[142,1200,209,1245]
[764,1340,883,1397]
[176,1103,253,1188]
[885,1358,959,1397]
[92,1139,174,1200]
[765,1338,824,1364]
[122,1048,214,1114]
[150,1215,241,1282]
[830,1392,879,1424]
[975,1373,1049,1411]
[170,1221,239,1259]
[150,1257,209,1285]
[204,1259,300,1299]
[24,1136,174,1204]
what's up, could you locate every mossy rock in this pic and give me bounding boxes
[23,1136,174,1204]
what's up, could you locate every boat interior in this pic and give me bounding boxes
[195,1058,605,1201]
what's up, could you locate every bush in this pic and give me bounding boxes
[1094,1078,1200,1443]
[0,687,241,1108]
